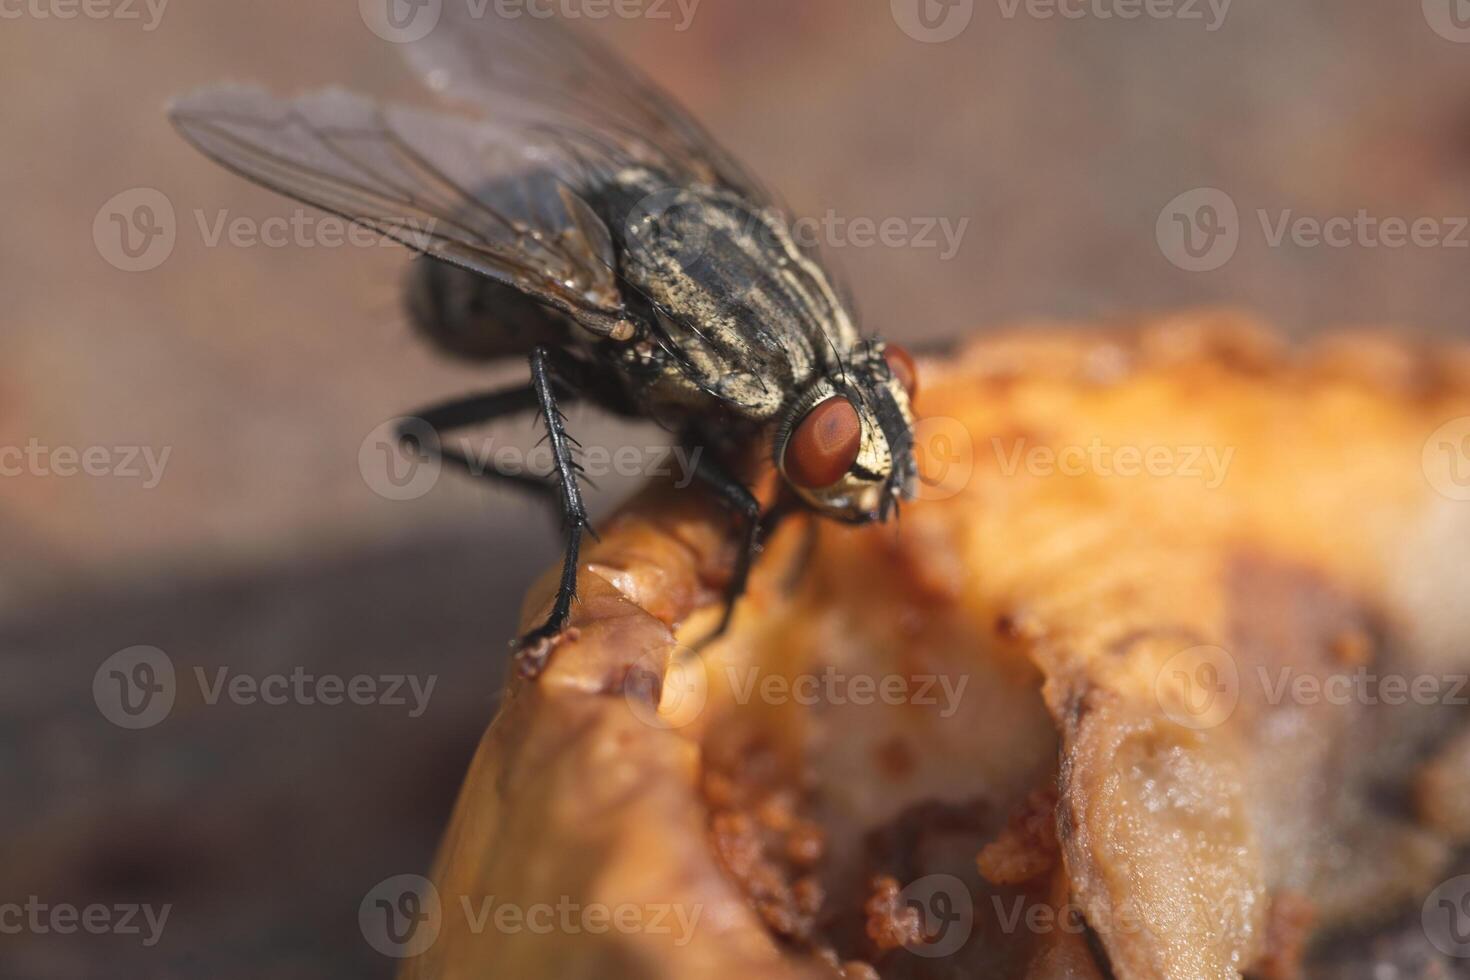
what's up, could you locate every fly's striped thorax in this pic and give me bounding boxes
[599,168,862,421]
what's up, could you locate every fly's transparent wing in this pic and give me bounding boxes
[169,84,633,337]
[400,10,870,354]
[400,3,775,206]
[401,8,863,328]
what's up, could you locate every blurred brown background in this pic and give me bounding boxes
[3,0,1469,976]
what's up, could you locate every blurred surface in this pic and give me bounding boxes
[3,0,1470,976]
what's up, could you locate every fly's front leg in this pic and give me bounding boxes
[511,346,594,676]
[772,501,817,591]
[690,453,771,645]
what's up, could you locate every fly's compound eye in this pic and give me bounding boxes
[784,395,862,489]
[884,344,919,400]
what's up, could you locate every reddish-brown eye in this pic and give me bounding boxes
[884,344,919,400]
[784,396,862,488]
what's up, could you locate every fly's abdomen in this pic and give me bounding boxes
[404,255,571,362]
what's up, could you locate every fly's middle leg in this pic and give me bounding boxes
[690,453,766,645]
[511,345,594,676]
[395,348,590,676]
[396,385,560,519]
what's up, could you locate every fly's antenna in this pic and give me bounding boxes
[821,327,850,388]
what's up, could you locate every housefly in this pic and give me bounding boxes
[169,5,919,675]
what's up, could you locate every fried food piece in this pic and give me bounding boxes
[977,788,1060,887]
[401,313,1470,980]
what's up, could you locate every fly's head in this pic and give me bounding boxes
[774,343,920,524]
